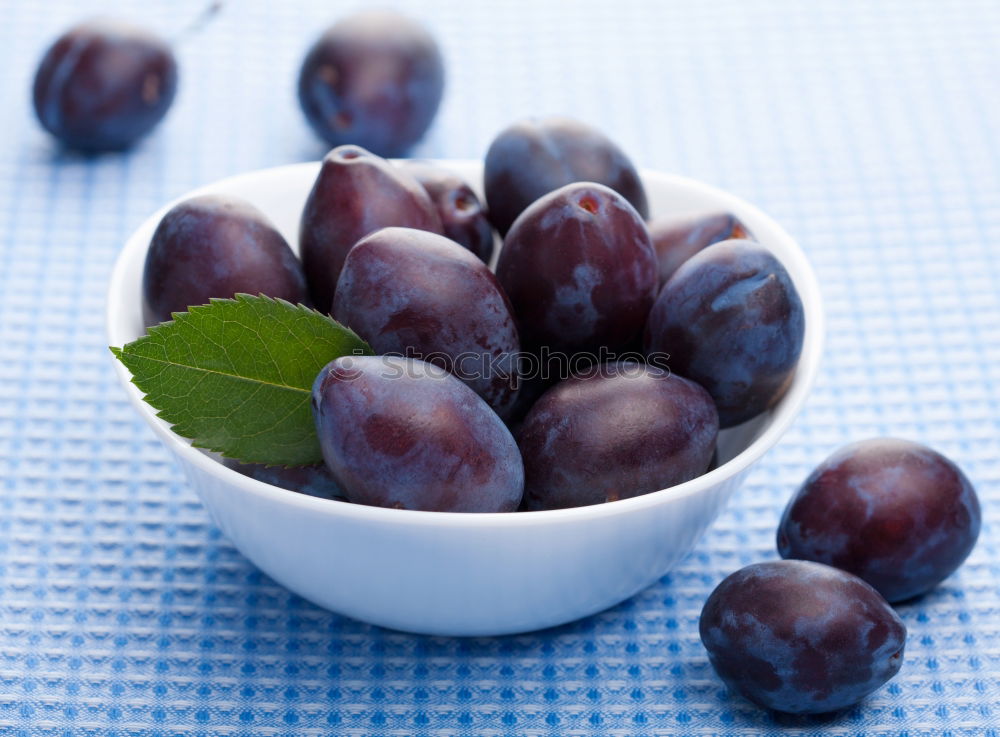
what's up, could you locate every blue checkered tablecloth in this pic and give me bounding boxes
[0,0,997,734]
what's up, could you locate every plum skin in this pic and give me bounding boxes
[224,460,346,501]
[700,560,906,714]
[778,438,981,602]
[297,10,444,157]
[33,20,177,151]
[333,227,519,416]
[399,161,495,263]
[311,356,523,512]
[648,212,750,287]
[644,239,805,427]
[299,145,442,312]
[496,182,658,354]
[518,362,718,510]
[142,195,309,326]
[484,116,649,235]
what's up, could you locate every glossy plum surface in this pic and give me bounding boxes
[297,10,444,157]
[224,460,346,501]
[496,182,658,354]
[700,560,906,714]
[644,239,804,427]
[333,227,519,415]
[778,438,981,602]
[299,145,442,311]
[518,363,718,510]
[142,195,309,326]
[484,117,648,235]
[33,20,177,151]
[649,212,750,287]
[311,356,523,512]
[399,161,494,262]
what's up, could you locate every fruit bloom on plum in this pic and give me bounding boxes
[778,437,981,602]
[645,239,804,427]
[518,362,718,510]
[143,195,308,326]
[484,116,648,235]
[497,182,657,355]
[700,560,906,714]
[33,20,177,151]
[298,10,444,157]
[299,145,441,311]
[333,227,519,416]
[311,356,523,512]
[648,211,750,287]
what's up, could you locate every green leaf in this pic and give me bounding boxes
[111,294,371,466]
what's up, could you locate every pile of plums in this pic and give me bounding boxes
[700,437,981,714]
[143,131,983,715]
[141,116,806,513]
[33,9,444,155]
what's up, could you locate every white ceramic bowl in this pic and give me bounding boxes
[107,161,823,636]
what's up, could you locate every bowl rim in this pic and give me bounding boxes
[106,159,824,529]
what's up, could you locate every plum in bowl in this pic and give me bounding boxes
[107,161,823,636]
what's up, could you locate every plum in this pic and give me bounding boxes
[496,182,658,354]
[644,239,804,427]
[311,356,523,512]
[399,160,494,262]
[224,460,346,501]
[33,20,177,151]
[700,560,906,714]
[333,227,519,415]
[501,375,556,437]
[778,438,981,602]
[648,212,750,287]
[518,362,718,510]
[484,117,648,235]
[299,145,442,311]
[142,194,309,326]
[297,10,444,157]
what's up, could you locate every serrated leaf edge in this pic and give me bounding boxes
[109,293,372,467]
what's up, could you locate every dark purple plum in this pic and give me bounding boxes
[502,375,557,437]
[311,356,523,512]
[484,117,648,235]
[399,161,494,262]
[333,227,519,415]
[297,10,444,157]
[649,212,750,287]
[518,362,718,510]
[143,195,309,326]
[496,182,658,354]
[33,20,177,152]
[700,560,906,714]
[778,438,981,603]
[299,145,442,311]
[224,459,347,501]
[644,239,804,427]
